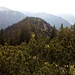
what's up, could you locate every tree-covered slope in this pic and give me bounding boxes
[0,24,75,75]
[0,17,53,45]
[22,12,71,28]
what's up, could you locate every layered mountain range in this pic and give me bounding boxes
[0,7,25,29]
[0,7,75,29]
[57,14,75,24]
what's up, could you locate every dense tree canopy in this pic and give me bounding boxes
[0,17,75,75]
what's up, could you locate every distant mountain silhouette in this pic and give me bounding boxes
[57,14,75,24]
[0,7,25,29]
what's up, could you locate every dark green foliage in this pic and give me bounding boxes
[0,29,4,45]
[0,17,52,45]
[0,17,75,75]
[50,25,57,39]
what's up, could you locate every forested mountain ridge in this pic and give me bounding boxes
[22,12,71,28]
[1,7,75,75]
[0,17,53,45]
[0,7,25,29]
[1,16,75,75]
[0,7,71,29]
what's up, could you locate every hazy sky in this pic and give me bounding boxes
[0,0,75,14]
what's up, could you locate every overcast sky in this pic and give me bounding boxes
[0,0,75,15]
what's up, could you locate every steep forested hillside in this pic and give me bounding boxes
[0,16,75,75]
[22,12,71,28]
[0,17,53,45]
[0,23,75,75]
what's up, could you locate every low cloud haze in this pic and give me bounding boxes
[0,0,75,15]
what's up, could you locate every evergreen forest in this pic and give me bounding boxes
[0,17,75,75]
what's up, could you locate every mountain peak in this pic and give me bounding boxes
[0,6,10,11]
